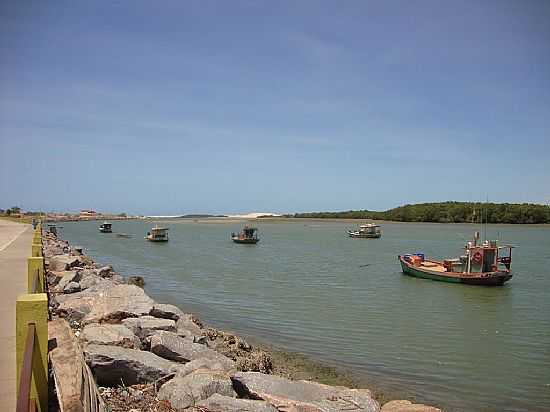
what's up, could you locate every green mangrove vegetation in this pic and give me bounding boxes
[292,202,550,224]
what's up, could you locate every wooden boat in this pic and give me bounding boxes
[398,232,514,286]
[231,226,259,244]
[99,222,112,233]
[348,223,381,238]
[145,226,169,242]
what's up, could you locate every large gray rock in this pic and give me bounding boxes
[127,275,145,287]
[150,303,184,321]
[84,344,178,386]
[55,271,81,292]
[381,400,441,412]
[150,331,234,367]
[96,265,113,277]
[63,281,81,294]
[86,284,155,324]
[158,369,236,410]
[176,314,203,337]
[49,255,82,271]
[78,274,103,290]
[196,393,278,412]
[122,316,176,338]
[176,357,236,378]
[232,372,380,412]
[81,324,141,349]
[57,284,153,324]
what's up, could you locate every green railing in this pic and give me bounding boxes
[16,223,48,412]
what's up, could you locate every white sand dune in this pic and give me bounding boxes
[226,212,282,219]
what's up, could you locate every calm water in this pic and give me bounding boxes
[59,220,550,412]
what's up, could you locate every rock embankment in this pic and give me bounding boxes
[44,230,441,412]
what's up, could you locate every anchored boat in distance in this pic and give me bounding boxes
[398,232,514,286]
[99,222,112,233]
[231,226,260,244]
[145,226,169,242]
[348,223,381,238]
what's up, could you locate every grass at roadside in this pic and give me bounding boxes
[0,215,35,224]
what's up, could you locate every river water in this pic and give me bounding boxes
[58,220,550,412]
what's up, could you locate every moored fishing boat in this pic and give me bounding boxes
[348,223,381,238]
[145,226,169,242]
[398,232,514,286]
[231,226,259,244]
[99,222,112,233]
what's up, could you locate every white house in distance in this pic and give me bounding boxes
[79,209,98,219]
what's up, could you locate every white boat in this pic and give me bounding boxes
[99,222,112,233]
[348,223,381,238]
[145,226,169,242]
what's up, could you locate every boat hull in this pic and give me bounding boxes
[231,237,259,244]
[398,256,512,286]
[99,229,112,233]
[348,231,381,238]
[145,237,168,242]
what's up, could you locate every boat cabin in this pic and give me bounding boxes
[146,226,169,242]
[359,223,381,235]
[348,222,382,238]
[459,237,514,274]
[231,226,259,244]
[99,222,112,233]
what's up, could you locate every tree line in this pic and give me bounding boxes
[291,202,550,224]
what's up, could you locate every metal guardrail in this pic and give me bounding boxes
[16,324,37,412]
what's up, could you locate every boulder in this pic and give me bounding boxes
[176,314,203,337]
[55,271,80,292]
[81,324,141,349]
[85,284,155,324]
[158,369,236,410]
[97,265,113,277]
[57,283,153,324]
[177,357,236,378]
[44,244,67,258]
[232,372,380,412]
[84,344,178,386]
[381,400,441,412]
[49,319,87,411]
[150,303,184,321]
[49,255,82,271]
[150,331,234,367]
[196,393,278,412]
[127,275,145,287]
[111,274,125,284]
[63,281,81,294]
[122,316,176,338]
[78,274,103,290]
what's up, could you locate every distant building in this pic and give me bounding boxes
[80,209,98,218]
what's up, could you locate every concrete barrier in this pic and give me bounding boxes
[16,293,48,412]
[27,257,45,294]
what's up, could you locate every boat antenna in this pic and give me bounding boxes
[483,195,489,242]
[479,200,483,243]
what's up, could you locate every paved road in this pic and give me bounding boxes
[0,220,32,410]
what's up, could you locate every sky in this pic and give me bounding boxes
[1,0,549,215]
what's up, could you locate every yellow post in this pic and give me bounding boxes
[16,294,48,412]
[31,243,43,258]
[27,257,45,293]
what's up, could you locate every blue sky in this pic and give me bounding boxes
[1,1,549,215]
